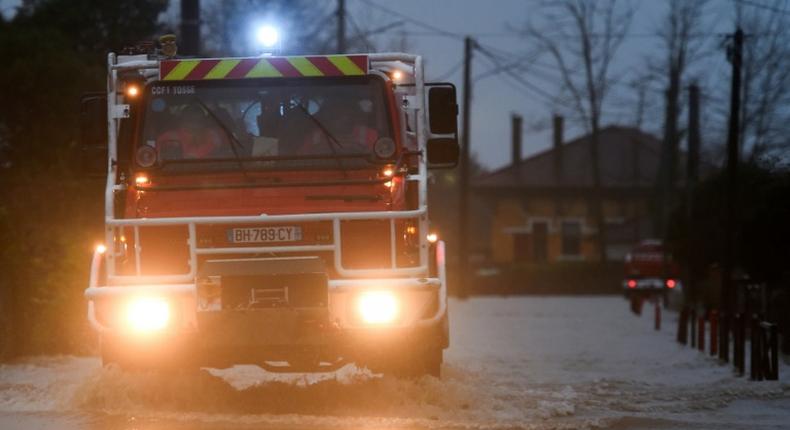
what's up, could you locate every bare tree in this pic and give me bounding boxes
[736,1,790,161]
[626,74,653,130]
[524,0,634,262]
[653,0,708,236]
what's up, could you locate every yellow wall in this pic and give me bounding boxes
[490,199,525,263]
[489,195,645,264]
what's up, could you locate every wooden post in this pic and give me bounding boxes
[710,310,718,356]
[690,308,697,348]
[722,28,744,364]
[458,36,473,297]
[654,299,661,331]
[678,306,689,345]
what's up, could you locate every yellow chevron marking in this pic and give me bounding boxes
[328,55,365,75]
[163,60,200,80]
[205,59,240,79]
[245,60,283,78]
[287,57,323,76]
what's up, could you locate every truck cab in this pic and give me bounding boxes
[81,51,459,377]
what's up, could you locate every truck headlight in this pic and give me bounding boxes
[125,297,171,333]
[357,291,400,325]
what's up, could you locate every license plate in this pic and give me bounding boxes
[227,226,302,244]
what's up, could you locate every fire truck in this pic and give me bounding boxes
[80,46,459,377]
[623,240,682,302]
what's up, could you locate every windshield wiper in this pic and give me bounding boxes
[193,97,252,182]
[294,104,349,179]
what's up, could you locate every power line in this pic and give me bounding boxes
[433,59,464,81]
[738,0,790,15]
[378,29,742,40]
[345,9,373,52]
[358,0,788,42]
[475,45,558,103]
[355,0,465,41]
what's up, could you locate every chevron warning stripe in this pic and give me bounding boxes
[160,55,368,80]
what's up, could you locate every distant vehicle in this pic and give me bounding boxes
[622,240,682,299]
[80,41,459,377]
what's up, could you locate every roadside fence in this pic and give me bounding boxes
[676,282,779,381]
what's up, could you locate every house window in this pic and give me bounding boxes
[561,221,582,256]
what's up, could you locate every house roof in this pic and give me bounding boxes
[476,126,672,190]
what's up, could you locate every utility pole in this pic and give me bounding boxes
[180,0,200,56]
[656,78,679,239]
[685,84,701,304]
[721,27,743,362]
[337,0,346,53]
[458,36,473,297]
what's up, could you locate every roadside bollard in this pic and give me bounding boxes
[678,306,689,345]
[654,299,661,331]
[690,308,697,348]
[709,310,718,356]
[750,314,760,380]
[766,323,779,380]
[720,312,729,363]
[735,313,745,376]
[630,296,643,315]
[698,314,705,352]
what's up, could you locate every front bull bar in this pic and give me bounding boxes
[85,241,447,334]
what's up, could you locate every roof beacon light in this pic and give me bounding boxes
[256,25,280,49]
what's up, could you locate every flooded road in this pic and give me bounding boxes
[1,296,788,429]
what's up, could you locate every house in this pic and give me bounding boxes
[476,118,670,264]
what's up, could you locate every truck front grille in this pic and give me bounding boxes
[221,273,328,309]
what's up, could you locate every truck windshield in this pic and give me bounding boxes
[138,76,393,171]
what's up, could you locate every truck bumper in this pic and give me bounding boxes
[622,277,683,293]
[85,242,448,368]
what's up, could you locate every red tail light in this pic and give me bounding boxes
[666,279,676,289]
[627,279,637,289]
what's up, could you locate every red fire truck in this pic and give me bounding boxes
[80,47,459,377]
[622,240,682,299]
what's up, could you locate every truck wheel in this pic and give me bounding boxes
[421,346,443,377]
[380,345,442,378]
[100,339,198,372]
[100,340,119,368]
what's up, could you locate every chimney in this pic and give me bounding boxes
[511,113,522,167]
[180,0,200,56]
[553,115,564,186]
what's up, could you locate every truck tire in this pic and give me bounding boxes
[100,339,119,368]
[377,345,442,378]
[421,345,443,377]
[100,338,198,372]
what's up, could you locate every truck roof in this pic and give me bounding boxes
[159,54,369,81]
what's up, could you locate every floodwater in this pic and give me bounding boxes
[1,296,789,430]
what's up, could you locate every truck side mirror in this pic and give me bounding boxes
[427,84,459,168]
[80,93,108,176]
[428,85,458,135]
[427,138,459,167]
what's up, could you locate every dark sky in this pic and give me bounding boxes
[1,0,738,170]
[348,0,735,171]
